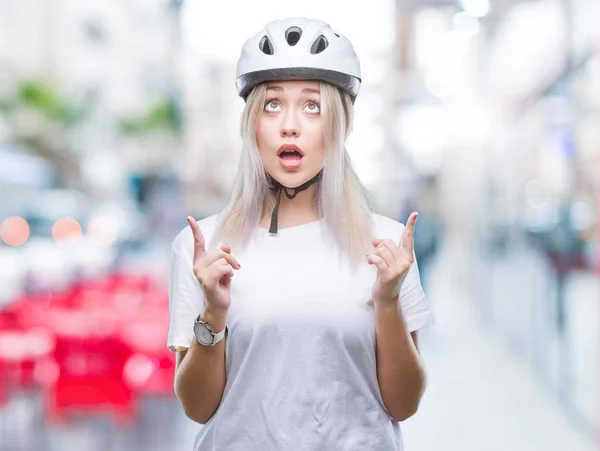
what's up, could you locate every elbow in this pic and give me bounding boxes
[390,401,420,422]
[175,384,210,425]
[387,381,427,422]
[183,406,210,425]
[177,393,211,425]
[392,371,428,422]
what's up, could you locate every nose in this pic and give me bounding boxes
[280,110,300,138]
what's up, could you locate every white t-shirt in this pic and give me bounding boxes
[168,212,434,451]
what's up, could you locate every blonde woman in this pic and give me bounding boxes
[168,17,434,451]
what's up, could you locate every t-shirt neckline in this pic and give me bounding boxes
[259,218,324,237]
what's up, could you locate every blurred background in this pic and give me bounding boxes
[0,0,598,450]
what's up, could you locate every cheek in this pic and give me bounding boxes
[256,120,276,155]
[255,123,266,152]
[310,122,326,160]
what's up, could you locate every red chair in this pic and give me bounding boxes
[0,360,9,407]
[2,270,172,428]
[120,314,174,397]
[0,325,56,416]
[42,309,136,427]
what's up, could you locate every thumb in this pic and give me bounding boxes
[372,238,383,247]
[220,244,232,254]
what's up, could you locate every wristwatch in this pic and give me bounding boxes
[193,318,228,346]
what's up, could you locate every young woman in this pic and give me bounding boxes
[168,17,434,451]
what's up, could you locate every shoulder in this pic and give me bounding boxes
[371,213,406,240]
[171,213,221,261]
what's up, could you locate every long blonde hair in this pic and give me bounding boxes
[210,81,374,264]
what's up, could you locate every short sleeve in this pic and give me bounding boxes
[398,226,435,332]
[167,248,205,352]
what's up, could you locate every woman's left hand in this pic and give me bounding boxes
[367,212,418,307]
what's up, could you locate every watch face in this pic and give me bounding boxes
[195,322,213,345]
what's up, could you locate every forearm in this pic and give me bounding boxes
[174,309,227,424]
[374,299,427,422]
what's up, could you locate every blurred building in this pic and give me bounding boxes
[0,0,184,198]
[391,0,600,439]
[179,58,241,215]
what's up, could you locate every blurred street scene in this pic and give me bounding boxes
[0,0,598,450]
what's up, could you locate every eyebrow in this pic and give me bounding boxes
[266,85,320,94]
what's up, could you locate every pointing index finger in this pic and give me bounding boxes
[187,216,206,258]
[402,212,418,256]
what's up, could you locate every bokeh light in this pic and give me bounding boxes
[0,216,30,246]
[87,216,119,246]
[52,218,82,244]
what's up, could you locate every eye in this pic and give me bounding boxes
[304,102,320,114]
[264,99,281,112]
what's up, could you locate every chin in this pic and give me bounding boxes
[272,169,312,188]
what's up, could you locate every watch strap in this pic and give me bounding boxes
[195,319,228,346]
[212,323,228,345]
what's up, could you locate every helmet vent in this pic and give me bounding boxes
[310,35,328,54]
[259,36,274,55]
[285,27,302,46]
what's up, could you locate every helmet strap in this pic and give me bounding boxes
[267,170,323,234]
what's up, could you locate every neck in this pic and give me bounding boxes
[261,184,321,229]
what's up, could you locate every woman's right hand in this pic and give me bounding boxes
[187,217,241,314]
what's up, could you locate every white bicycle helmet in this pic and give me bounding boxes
[236,17,361,102]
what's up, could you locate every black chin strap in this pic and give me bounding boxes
[268,170,323,234]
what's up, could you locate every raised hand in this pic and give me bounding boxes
[367,212,418,306]
[187,217,241,313]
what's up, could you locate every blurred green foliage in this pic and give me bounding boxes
[18,82,84,125]
[119,96,180,135]
[0,80,87,126]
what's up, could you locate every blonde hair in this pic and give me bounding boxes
[210,81,374,264]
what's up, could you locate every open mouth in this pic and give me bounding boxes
[279,150,303,161]
[277,145,304,169]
